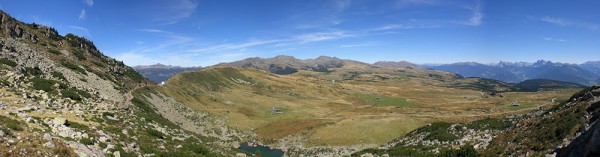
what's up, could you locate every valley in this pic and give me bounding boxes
[160,58,578,153]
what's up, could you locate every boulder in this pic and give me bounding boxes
[52,117,68,126]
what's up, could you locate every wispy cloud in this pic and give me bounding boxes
[372,23,440,31]
[83,0,94,7]
[462,0,483,26]
[540,17,600,30]
[332,0,352,13]
[339,43,382,48]
[155,0,198,24]
[295,31,352,42]
[78,10,87,20]
[137,29,174,34]
[67,26,91,37]
[543,37,566,42]
[289,0,351,29]
[186,39,287,54]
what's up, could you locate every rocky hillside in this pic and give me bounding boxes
[133,63,202,83]
[428,60,600,86]
[0,10,248,156]
[353,85,600,157]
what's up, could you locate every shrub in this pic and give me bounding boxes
[66,121,90,131]
[72,50,86,60]
[60,88,91,101]
[24,67,44,76]
[0,58,17,67]
[0,115,24,131]
[31,77,60,92]
[52,71,67,80]
[48,49,61,55]
[79,137,94,145]
[146,129,165,139]
[61,62,87,75]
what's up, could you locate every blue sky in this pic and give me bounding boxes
[1,0,599,66]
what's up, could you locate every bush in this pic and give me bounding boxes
[146,129,165,139]
[48,49,61,55]
[24,67,44,76]
[60,88,91,101]
[467,118,512,131]
[0,115,24,131]
[52,71,67,80]
[66,121,90,131]
[61,62,87,75]
[0,58,17,67]
[79,137,94,145]
[31,77,61,92]
[425,129,459,142]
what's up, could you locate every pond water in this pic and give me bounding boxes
[238,142,284,157]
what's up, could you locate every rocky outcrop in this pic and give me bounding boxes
[0,38,124,105]
[557,93,600,157]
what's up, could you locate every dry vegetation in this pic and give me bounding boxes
[162,66,578,147]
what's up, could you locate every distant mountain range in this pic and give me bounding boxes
[132,63,202,83]
[424,60,600,86]
[135,58,600,86]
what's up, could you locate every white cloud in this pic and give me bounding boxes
[543,37,566,42]
[295,31,351,42]
[372,23,440,31]
[463,1,483,26]
[78,10,87,20]
[187,39,287,54]
[540,16,600,30]
[332,0,352,13]
[67,26,92,37]
[155,0,198,24]
[541,17,568,26]
[83,0,94,7]
[137,29,174,34]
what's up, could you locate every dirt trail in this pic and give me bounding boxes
[122,85,144,107]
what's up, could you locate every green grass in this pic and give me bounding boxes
[48,49,61,55]
[52,71,67,80]
[0,58,17,67]
[0,115,24,132]
[60,88,91,101]
[31,77,63,92]
[358,93,421,107]
[61,61,87,75]
[466,118,512,131]
[66,121,90,131]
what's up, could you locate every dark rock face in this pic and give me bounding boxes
[268,64,298,75]
[558,100,600,157]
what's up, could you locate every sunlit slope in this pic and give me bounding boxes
[162,66,577,146]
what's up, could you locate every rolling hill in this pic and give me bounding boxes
[162,56,583,156]
[353,85,600,157]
